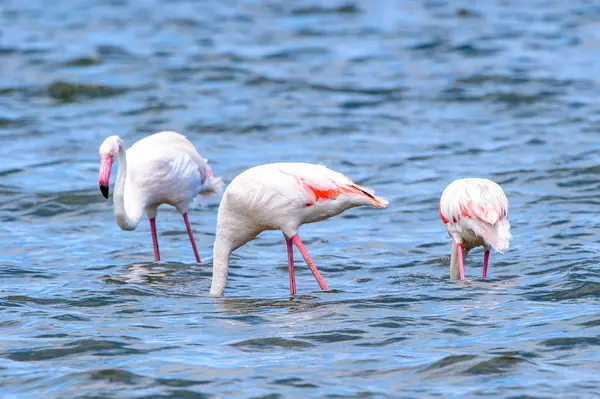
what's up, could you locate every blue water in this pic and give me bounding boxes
[2,0,600,397]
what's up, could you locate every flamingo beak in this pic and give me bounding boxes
[99,155,113,199]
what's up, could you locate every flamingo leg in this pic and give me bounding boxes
[482,249,490,279]
[286,238,296,295]
[291,235,329,291]
[149,218,160,262]
[183,213,201,263]
[456,243,465,280]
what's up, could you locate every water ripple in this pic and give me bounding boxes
[1,0,600,398]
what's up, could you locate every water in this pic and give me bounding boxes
[1,0,600,397]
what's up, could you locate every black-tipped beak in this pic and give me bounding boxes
[100,184,109,199]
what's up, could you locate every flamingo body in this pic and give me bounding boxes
[122,132,218,216]
[439,178,511,280]
[98,131,222,262]
[210,162,388,297]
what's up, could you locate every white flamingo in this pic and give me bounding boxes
[209,163,388,297]
[98,131,222,262]
[439,178,511,280]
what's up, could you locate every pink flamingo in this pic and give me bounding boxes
[209,163,388,296]
[439,178,511,280]
[98,131,222,263]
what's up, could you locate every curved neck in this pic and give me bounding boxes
[450,243,468,280]
[113,147,143,231]
[209,199,264,296]
[210,235,232,297]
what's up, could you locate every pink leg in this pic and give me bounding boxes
[482,249,490,279]
[291,235,329,291]
[457,243,465,280]
[286,238,296,295]
[149,218,160,262]
[183,213,201,263]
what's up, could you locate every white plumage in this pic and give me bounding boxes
[98,131,222,263]
[439,178,511,280]
[209,162,388,297]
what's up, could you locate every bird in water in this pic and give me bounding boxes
[209,162,388,297]
[98,131,222,263]
[439,178,511,280]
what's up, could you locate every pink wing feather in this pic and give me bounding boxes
[274,163,388,208]
[440,178,508,226]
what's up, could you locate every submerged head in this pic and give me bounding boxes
[98,135,123,199]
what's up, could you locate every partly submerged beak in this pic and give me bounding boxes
[99,155,113,199]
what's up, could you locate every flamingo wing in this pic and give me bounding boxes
[132,131,207,168]
[440,178,508,225]
[274,163,388,208]
[144,131,222,193]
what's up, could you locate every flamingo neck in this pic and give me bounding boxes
[113,146,143,231]
[209,200,262,297]
[210,235,232,297]
[449,242,468,280]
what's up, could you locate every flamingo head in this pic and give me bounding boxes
[98,135,122,199]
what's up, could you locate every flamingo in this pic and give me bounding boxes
[439,178,512,280]
[98,131,222,263]
[209,162,388,297]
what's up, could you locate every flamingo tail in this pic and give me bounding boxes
[489,218,511,253]
[467,218,511,253]
[200,175,224,196]
[344,184,389,208]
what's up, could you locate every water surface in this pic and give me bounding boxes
[2,0,600,398]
